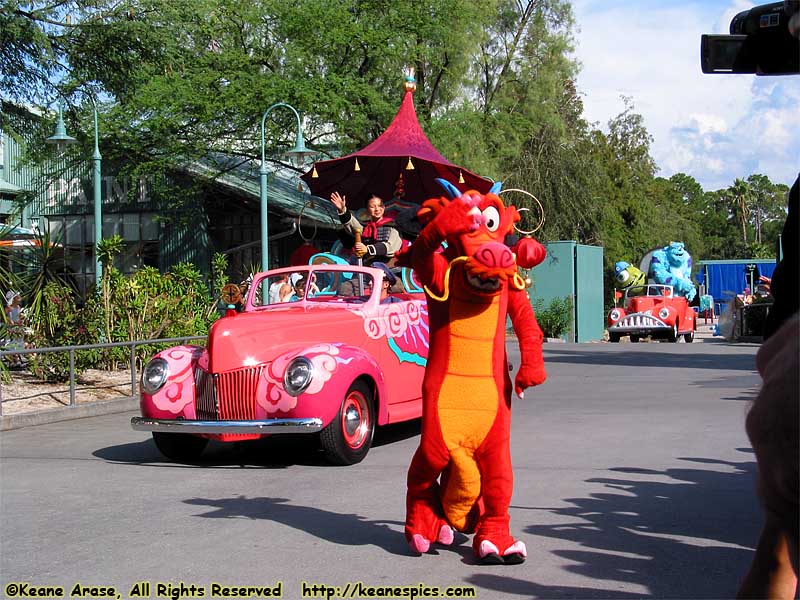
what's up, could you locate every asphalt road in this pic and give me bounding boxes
[0,340,764,599]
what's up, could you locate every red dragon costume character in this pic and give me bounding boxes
[401,181,547,564]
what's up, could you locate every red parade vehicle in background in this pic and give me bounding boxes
[607,284,697,343]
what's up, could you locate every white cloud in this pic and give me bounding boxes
[686,113,729,135]
[571,0,800,191]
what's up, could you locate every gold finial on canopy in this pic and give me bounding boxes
[403,67,417,93]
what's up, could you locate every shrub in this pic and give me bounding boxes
[27,283,101,382]
[96,262,218,370]
[533,296,574,340]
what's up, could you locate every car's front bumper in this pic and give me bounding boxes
[130,417,323,435]
[608,313,671,335]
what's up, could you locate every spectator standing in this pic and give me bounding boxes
[4,290,24,366]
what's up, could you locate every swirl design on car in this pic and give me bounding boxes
[257,344,342,414]
[151,346,202,414]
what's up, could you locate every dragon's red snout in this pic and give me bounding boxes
[464,241,520,292]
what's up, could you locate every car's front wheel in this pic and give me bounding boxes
[609,332,620,343]
[630,335,640,343]
[668,322,679,343]
[684,329,695,343]
[152,432,208,462]
[320,380,375,465]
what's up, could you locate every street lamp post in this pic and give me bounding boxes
[47,98,102,289]
[260,103,312,271]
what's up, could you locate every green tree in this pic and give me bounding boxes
[746,174,789,249]
[96,234,125,342]
[728,178,751,246]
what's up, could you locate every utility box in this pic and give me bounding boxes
[529,241,604,342]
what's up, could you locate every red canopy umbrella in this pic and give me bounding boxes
[301,80,492,211]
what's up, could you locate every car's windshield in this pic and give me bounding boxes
[626,285,672,299]
[251,269,378,306]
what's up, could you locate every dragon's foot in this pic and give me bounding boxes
[410,534,430,554]
[405,496,452,555]
[408,524,453,555]
[475,539,527,565]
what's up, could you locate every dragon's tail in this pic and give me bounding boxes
[441,447,482,531]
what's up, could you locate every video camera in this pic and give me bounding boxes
[701,1,799,75]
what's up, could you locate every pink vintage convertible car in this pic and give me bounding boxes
[131,264,428,464]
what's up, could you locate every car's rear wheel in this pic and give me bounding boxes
[684,329,695,343]
[609,332,620,343]
[320,380,375,465]
[630,335,640,343]
[152,432,208,462]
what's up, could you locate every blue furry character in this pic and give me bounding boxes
[649,242,696,301]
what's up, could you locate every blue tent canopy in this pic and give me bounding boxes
[697,259,776,305]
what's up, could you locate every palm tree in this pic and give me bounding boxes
[729,178,751,246]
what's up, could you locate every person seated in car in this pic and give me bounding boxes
[282,274,306,302]
[269,273,292,304]
[368,262,403,304]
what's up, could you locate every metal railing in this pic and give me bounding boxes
[0,336,206,417]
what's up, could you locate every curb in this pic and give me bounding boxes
[1,396,138,432]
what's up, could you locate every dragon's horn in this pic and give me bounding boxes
[435,178,462,199]
[489,181,503,194]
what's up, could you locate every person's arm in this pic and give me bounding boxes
[340,211,362,237]
[331,191,360,234]
[365,225,402,258]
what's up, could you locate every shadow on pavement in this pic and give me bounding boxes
[183,495,410,556]
[94,419,420,468]
[467,573,644,599]
[513,452,759,598]
[544,347,758,372]
[94,436,327,468]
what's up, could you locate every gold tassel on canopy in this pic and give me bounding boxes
[406,157,415,170]
[311,165,319,178]
[354,157,361,172]
[458,170,465,184]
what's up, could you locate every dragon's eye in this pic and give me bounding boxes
[482,206,500,232]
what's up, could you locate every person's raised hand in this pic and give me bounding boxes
[331,191,347,213]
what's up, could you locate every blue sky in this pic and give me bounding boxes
[570,0,799,191]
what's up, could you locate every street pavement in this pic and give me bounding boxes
[0,340,763,599]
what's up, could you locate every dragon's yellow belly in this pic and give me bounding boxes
[437,296,501,450]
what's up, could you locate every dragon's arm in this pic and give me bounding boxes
[409,197,482,295]
[508,288,546,397]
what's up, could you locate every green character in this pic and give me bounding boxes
[614,261,645,289]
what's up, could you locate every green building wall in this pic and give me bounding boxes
[529,241,605,342]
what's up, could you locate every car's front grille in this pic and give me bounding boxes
[194,366,264,420]
[611,314,666,329]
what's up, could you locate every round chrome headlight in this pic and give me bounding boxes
[610,309,622,321]
[141,358,169,395]
[284,357,314,397]
[658,307,670,320]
